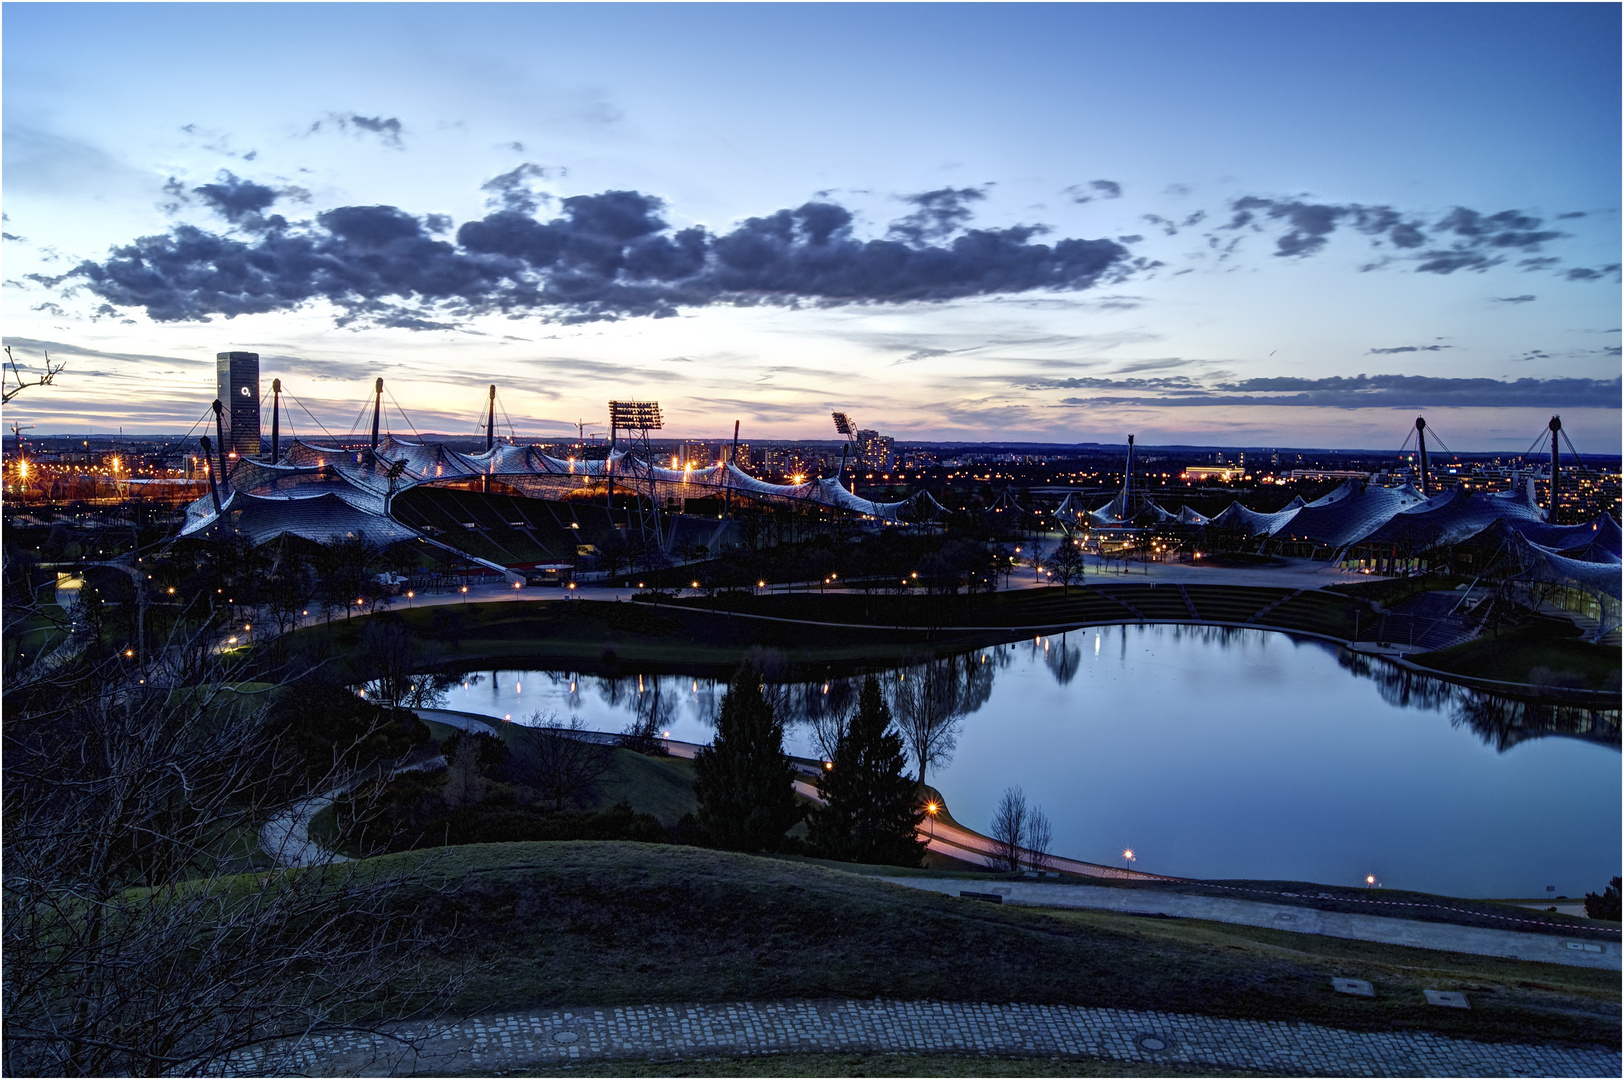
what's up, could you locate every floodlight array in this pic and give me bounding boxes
[609,400,663,430]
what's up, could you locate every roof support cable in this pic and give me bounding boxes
[346,399,372,440]
[498,398,519,443]
[285,392,343,443]
[1559,429,1584,468]
[385,387,422,442]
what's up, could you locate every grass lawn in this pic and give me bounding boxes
[422,713,700,824]
[361,842,1618,1048]
[484,1050,1264,1076]
[1413,620,1620,691]
[281,601,1006,679]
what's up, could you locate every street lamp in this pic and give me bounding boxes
[1123,848,1136,871]
[925,801,939,842]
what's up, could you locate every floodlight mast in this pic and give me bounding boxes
[609,400,665,554]
[832,411,859,493]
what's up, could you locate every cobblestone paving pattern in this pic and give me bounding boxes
[233,1000,1621,1077]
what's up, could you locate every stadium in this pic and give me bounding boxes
[179,356,944,581]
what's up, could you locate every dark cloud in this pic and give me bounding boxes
[3,231,23,242]
[45,182,1130,329]
[1065,179,1122,204]
[1367,344,1453,354]
[1051,374,1618,409]
[1564,264,1622,281]
[887,187,987,244]
[1494,295,1537,303]
[1221,196,1570,275]
[345,115,403,146]
[310,114,405,147]
[1557,211,1587,220]
[481,163,564,214]
[191,171,278,222]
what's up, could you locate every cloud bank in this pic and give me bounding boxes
[1044,373,1620,409]
[36,168,1613,331]
[40,178,1131,328]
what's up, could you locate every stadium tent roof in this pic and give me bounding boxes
[180,436,941,558]
[1175,505,1210,525]
[1271,481,1426,548]
[1359,485,1544,550]
[1088,492,1131,525]
[212,491,424,548]
[1209,496,1305,536]
[1500,522,1623,600]
[1506,512,1622,559]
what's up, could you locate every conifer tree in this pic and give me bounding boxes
[693,666,803,851]
[808,675,927,866]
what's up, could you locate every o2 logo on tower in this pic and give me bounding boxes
[239,386,251,396]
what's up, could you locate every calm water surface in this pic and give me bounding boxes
[432,625,1619,898]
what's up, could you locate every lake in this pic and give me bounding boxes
[430,624,1620,898]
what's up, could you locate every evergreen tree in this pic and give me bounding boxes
[808,675,927,867]
[693,666,802,851]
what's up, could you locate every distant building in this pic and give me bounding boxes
[856,429,895,470]
[216,351,260,457]
[1285,469,1371,481]
[1183,465,1243,482]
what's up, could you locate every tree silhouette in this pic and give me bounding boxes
[808,676,926,867]
[693,665,802,851]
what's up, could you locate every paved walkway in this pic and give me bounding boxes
[234,999,1620,1077]
[884,879,1620,970]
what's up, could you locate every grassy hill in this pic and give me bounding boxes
[364,842,1618,1048]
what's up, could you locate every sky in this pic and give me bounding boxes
[3,2,1620,451]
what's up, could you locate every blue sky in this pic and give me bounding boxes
[4,2,1619,450]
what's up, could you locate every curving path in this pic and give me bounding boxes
[258,756,446,869]
[230,998,1620,1077]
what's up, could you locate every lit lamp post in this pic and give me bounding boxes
[406,590,415,608]
[1122,848,1136,872]
[925,801,939,842]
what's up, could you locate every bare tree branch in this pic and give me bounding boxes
[3,345,66,405]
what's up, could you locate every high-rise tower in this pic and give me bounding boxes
[216,351,260,457]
